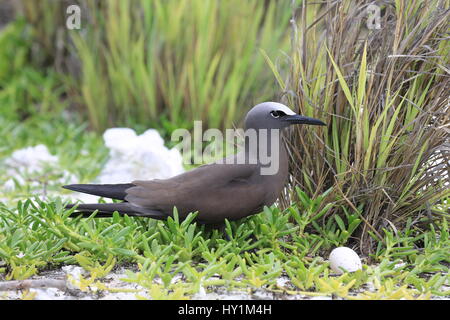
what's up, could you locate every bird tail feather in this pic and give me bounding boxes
[62,183,135,200]
[65,202,165,219]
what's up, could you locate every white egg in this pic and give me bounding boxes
[329,247,362,274]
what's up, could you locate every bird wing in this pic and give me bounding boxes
[125,162,266,223]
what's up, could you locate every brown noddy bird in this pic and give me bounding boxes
[63,102,326,224]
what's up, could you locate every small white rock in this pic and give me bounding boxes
[329,247,362,274]
[4,144,58,175]
[3,144,77,189]
[97,128,184,184]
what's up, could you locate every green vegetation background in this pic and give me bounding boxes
[0,0,448,299]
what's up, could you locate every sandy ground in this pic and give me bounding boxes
[0,265,448,300]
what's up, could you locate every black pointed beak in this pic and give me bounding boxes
[282,114,327,126]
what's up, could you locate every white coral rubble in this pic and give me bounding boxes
[96,128,184,184]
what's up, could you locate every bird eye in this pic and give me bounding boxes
[270,110,285,118]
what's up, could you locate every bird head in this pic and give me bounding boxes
[244,102,326,130]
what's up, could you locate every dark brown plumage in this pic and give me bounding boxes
[64,102,326,224]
